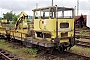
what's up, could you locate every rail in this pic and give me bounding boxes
[9,30,27,41]
[76,40,90,48]
[0,48,19,60]
[44,51,90,60]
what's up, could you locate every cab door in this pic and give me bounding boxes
[34,11,41,31]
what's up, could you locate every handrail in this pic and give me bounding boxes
[39,20,41,29]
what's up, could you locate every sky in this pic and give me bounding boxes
[0,0,90,17]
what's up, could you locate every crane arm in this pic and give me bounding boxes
[15,11,28,30]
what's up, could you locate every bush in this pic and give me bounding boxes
[26,48,38,57]
[80,30,83,34]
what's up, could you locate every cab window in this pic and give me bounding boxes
[41,9,49,19]
[35,11,40,19]
[60,23,69,28]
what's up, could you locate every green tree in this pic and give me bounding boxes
[3,11,18,21]
[0,17,2,22]
[12,15,19,24]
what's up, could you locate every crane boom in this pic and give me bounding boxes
[15,11,28,30]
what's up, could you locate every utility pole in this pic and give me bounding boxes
[36,3,38,16]
[77,0,79,16]
[36,3,38,8]
[74,6,76,16]
[52,0,53,6]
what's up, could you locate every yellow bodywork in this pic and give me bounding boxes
[8,24,34,39]
[9,30,27,39]
[0,23,33,39]
[1,19,7,23]
[15,11,28,30]
[7,11,33,39]
[0,26,2,28]
[34,18,74,43]
[0,27,6,34]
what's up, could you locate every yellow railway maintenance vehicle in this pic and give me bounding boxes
[0,11,27,39]
[8,11,34,41]
[24,5,75,51]
[8,11,29,41]
[0,11,33,40]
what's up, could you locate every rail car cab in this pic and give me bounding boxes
[32,5,75,50]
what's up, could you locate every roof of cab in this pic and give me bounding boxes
[32,6,74,11]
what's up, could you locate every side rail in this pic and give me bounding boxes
[9,30,27,41]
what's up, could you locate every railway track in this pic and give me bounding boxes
[75,35,90,39]
[0,48,19,60]
[75,28,90,31]
[65,51,90,60]
[75,29,90,32]
[76,40,90,48]
[75,30,90,38]
[75,28,90,34]
[38,50,90,60]
[75,31,90,34]
[75,30,90,32]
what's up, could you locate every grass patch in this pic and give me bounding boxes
[87,49,90,53]
[0,40,10,48]
[79,30,90,36]
[71,46,81,54]
[0,40,38,60]
[25,48,38,57]
[71,46,90,55]
[79,30,83,34]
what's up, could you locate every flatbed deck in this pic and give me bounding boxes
[24,37,55,47]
